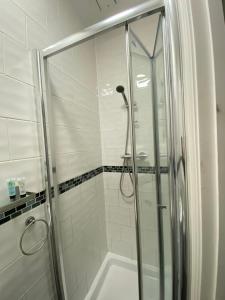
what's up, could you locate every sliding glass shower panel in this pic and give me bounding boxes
[45,40,108,299]
[129,30,160,300]
[152,16,172,300]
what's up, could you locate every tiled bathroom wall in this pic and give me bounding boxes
[59,175,107,299]
[0,0,88,299]
[0,2,170,299]
[0,205,55,300]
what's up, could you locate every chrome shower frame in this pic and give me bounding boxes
[33,0,189,299]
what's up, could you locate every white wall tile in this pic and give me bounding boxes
[4,35,33,85]
[13,0,48,28]
[0,157,43,204]
[111,239,133,259]
[108,206,130,226]
[46,0,59,25]
[71,279,87,300]
[75,40,98,93]
[26,17,48,50]
[23,247,50,288]
[13,204,47,252]
[61,217,73,249]
[0,118,9,161]
[104,188,119,206]
[0,220,20,272]
[24,271,54,300]
[2,255,51,300]
[0,256,28,299]
[0,75,37,121]
[63,246,81,298]
[58,187,81,220]
[48,64,80,101]
[0,0,26,44]
[120,226,136,243]
[0,201,53,300]
[8,119,39,160]
[103,173,120,189]
[107,222,121,242]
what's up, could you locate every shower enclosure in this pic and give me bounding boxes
[33,1,187,300]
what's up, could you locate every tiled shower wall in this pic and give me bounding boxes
[0,0,93,299]
[95,15,164,268]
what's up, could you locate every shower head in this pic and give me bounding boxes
[116,85,124,93]
[116,85,129,107]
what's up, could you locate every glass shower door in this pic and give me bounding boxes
[128,15,171,300]
[152,16,172,300]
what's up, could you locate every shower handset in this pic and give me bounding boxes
[116,85,134,199]
[116,85,129,107]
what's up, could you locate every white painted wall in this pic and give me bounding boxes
[187,1,219,299]
[206,1,225,299]
[176,0,225,299]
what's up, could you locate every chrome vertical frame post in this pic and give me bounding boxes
[151,14,165,300]
[125,23,144,300]
[32,50,68,300]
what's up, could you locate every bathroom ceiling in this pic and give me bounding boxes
[73,0,149,27]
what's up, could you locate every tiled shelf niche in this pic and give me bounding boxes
[0,191,46,224]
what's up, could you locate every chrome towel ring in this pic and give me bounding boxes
[19,216,49,256]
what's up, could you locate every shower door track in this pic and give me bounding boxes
[33,0,189,299]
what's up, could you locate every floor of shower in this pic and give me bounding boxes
[84,253,159,300]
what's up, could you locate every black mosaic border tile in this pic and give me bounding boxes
[58,166,103,194]
[0,165,169,224]
[103,165,132,173]
[103,165,169,174]
[0,191,46,224]
[57,165,169,195]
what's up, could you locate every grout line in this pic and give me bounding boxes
[48,63,97,98]
[0,72,35,88]
[0,116,38,124]
[0,155,41,164]
[11,0,48,32]
[25,16,29,50]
